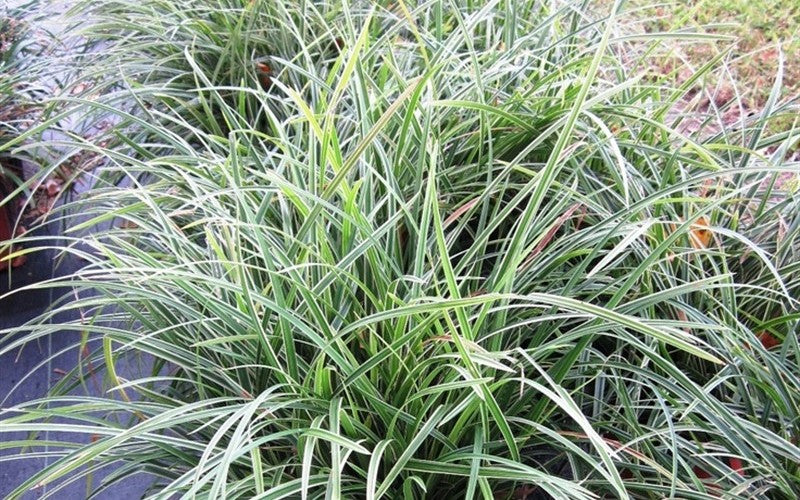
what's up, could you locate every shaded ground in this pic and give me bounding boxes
[2,3,155,497]
[1,187,155,498]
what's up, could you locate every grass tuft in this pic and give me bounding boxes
[1,0,800,498]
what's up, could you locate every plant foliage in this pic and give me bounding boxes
[1,0,799,498]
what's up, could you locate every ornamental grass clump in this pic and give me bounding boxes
[1,0,800,498]
[1,2,47,268]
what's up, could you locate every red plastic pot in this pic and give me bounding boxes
[0,173,16,271]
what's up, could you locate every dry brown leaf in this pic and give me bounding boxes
[520,203,582,269]
[43,179,61,197]
[443,197,479,228]
[689,216,712,249]
[758,331,781,349]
